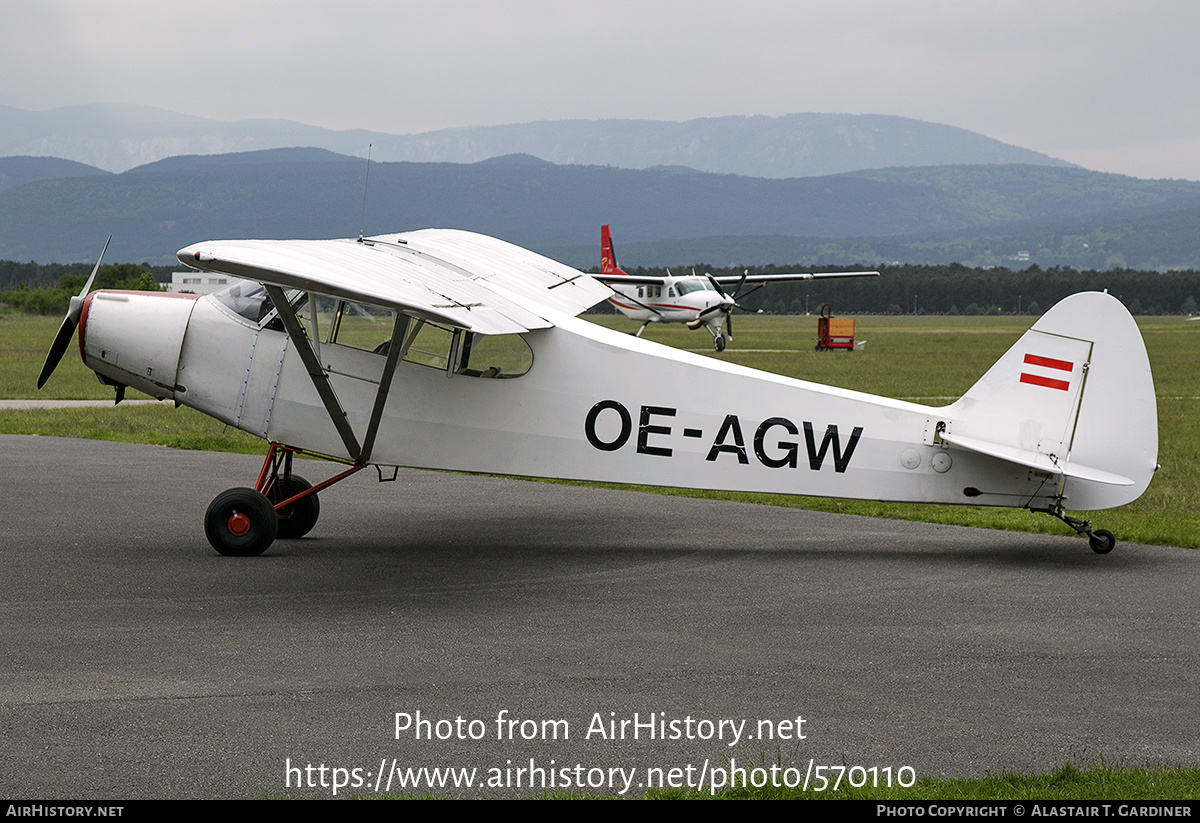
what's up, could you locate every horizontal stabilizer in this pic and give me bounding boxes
[939,432,1135,486]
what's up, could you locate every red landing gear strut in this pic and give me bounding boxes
[203,443,365,556]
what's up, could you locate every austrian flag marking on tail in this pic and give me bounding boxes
[1020,353,1073,391]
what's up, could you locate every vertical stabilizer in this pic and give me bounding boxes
[600,225,627,276]
[943,292,1156,510]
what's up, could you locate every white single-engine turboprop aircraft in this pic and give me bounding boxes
[39,230,1157,557]
[598,225,879,350]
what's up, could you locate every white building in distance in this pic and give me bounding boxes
[167,271,245,295]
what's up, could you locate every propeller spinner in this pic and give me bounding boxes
[702,269,750,340]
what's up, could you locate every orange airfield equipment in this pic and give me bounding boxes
[816,304,857,351]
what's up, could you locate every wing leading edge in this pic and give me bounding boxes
[178,229,613,335]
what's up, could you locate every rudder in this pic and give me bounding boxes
[600,225,626,276]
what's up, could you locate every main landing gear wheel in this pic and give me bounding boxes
[713,334,726,352]
[205,488,278,556]
[1089,529,1116,554]
[268,475,320,539]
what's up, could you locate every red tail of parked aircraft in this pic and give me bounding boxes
[600,224,627,276]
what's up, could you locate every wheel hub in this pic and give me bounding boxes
[227,512,251,536]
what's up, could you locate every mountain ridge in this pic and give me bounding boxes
[0,149,1194,269]
[0,104,1074,177]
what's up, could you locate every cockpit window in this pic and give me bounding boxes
[675,279,714,295]
[324,299,392,351]
[214,285,534,379]
[212,281,275,323]
[398,322,532,378]
[458,331,533,378]
[211,281,308,329]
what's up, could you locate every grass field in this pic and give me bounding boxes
[4,308,1198,548]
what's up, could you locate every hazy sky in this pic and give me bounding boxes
[4,0,1199,179]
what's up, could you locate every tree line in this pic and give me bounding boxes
[0,262,168,314]
[5,258,1200,317]
[589,263,1200,316]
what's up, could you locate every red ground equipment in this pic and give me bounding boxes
[815,303,856,351]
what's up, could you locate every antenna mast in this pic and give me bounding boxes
[358,143,372,242]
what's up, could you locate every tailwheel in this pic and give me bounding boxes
[205,488,278,556]
[1089,529,1116,555]
[1032,504,1118,554]
[267,474,320,539]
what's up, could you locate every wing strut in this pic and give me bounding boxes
[265,286,418,466]
[360,315,421,464]
[265,285,363,461]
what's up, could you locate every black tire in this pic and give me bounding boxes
[1089,529,1116,554]
[204,488,278,556]
[713,335,726,352]
[268,475,320,539]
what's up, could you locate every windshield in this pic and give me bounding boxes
[675,279,714,296]
[212,281,274,323]
[212,281,306,327]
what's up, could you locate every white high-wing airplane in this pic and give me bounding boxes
[597,225,879,350]
[39,230,1157,557]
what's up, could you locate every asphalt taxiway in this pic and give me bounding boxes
[2,435,1196,798]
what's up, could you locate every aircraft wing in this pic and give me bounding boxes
[178,229,613,335]
[594,274,675,286]
[596,270,879,286]
[712,270,879,285]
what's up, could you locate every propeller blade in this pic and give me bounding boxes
[704,272,728,298]
[37,315,78,389]
[71,235,111,321]
[731,269,749,299]
[736,283,765,302]
[725,308,733,340]
[37,235,111,389]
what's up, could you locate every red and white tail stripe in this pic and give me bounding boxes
[1020,353,1073,391]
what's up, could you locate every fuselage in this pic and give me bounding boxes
[75,283,1101,512]
[606,275,730,328]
